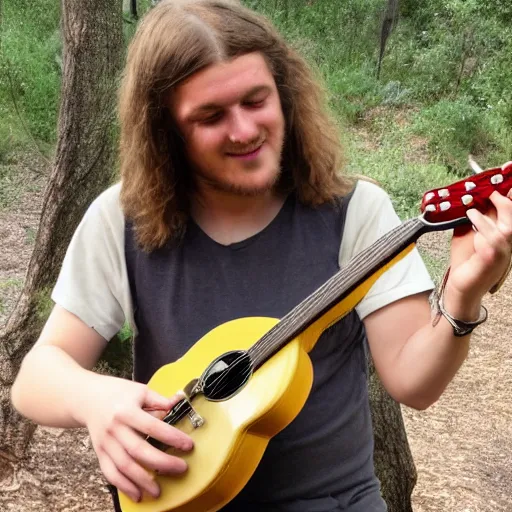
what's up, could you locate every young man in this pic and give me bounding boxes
[11,1,512,511]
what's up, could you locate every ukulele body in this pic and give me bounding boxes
[119,316,312,512]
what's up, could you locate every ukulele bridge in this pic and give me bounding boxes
[182,378,205,428]
[146,379,205,451]
[187,407,204,428]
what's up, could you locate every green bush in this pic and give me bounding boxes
[349,153,452,219]
[383,27,462,101]
[1,1,61,143]
[412,99,496,173]
[244,0,386,122]
[326,63,382,123]
[99,323,134,378]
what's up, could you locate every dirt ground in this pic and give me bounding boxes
[0,157,511,512]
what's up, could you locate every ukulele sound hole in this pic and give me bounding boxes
[202,350,252,401]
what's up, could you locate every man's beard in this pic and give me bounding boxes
[194,165,282,197]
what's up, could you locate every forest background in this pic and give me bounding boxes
[0,0,511,511]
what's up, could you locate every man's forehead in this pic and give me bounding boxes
[171,53,276,115]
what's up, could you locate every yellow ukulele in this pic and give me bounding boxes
[119,163,512,512]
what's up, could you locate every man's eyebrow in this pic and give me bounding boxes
[187,85,272,117]
[242,84,272,98]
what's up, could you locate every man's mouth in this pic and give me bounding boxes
[226,140,265,158]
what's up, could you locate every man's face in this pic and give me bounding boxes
[171,52,285,197]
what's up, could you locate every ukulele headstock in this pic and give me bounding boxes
[420,162,512,223]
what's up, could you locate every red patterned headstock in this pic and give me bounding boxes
[420,162,512,223]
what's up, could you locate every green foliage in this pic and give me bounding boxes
[1,1,61,143]
[0,278,23,291]
[0,165,14,209]
[326,63,382,123]
[388,0,512,108]
[383,27,462,100]
[99,323,134,378]
[24,226,37,245]
[474,1,512,24]
[0,121,17,164]
[412,99,495,173]
[34,287,54,325]
[347,124,452,220]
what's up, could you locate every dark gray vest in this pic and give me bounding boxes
[125,192,386,512]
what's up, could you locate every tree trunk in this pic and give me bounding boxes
[369,356,417,512]
[0,0,123,463]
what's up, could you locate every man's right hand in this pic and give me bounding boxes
[12,306,194,503]
[80,376,194,503]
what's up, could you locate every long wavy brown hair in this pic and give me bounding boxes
[119,0,353,251]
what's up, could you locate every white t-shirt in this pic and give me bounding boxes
[52,180,434,340]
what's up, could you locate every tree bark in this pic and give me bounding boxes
[369,356,417,512]
[0,0,123,463]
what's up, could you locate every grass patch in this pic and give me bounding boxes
[0,149,46,211]
[345,109,453,219]
[0,277,23,290]
[418,250,447,287]
[348,150,451,220]
[411,99,498,174]
[0,278,23,315]
[97,323,134,378]
[24,226,37,245]
[0,162,21,210]
[35,286,54,323]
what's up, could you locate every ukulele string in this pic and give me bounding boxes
[248,218,422,365]
[162,406,189,426]
[205,354,253,397]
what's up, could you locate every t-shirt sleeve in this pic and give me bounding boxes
[339,180,435,320]
[51,184,130,340]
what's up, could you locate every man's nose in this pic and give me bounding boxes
[227,108,259,144]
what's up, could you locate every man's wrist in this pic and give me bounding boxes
[429,267,488,337]
[436,291,487,338]
[70,370,106,427]
[441,281,483,322]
